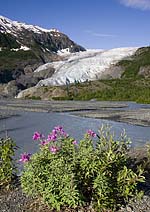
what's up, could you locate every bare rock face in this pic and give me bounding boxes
[33,67,55,79]
[138,66,150,78]
[1,80,18,97]
[99,65,125,79]
[24,64,43,75]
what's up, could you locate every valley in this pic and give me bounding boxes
[0,10,150,212]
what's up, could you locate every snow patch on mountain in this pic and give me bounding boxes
[57,48,71,56]
[35,47,138,87]
[0,15,59,35]
[11,45,30,51]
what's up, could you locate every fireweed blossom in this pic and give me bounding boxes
[54,126,68,137]
[40,140,49,146]
[19,153,31,163]
[50,146,59,154]
[87,129,97,137]
[72,140,77,145]
[32,131,44,140]
[32,126,69,149]
[47,133,57,142]
[54,126,63,131]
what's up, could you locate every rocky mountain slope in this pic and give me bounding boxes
[0,15,85,97]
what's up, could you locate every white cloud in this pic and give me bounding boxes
[85,30,116,38]
[119,0,150,10]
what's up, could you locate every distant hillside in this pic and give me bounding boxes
[119,47,150,79]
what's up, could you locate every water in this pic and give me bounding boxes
[0,109,150,159]
[108,101,150,110]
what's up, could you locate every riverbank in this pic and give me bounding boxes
[0,99,150,127]
[72,108,150,127]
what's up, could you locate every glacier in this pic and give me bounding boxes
[35,47,138,87]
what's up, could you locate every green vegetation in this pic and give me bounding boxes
[28,96,41,100]
[21,126,145,211]
[69,78,150,103]
[0,32,21,49]
[120,47,150,78]
[41,78,149,104]
[0,49,39,70]
[0,137,17,188]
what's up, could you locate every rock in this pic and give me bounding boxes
[24,63,42,75]
[16,87,38,99]
[3,80,18,97]
[33,67,55,79]
[138,65,150,78]
[16,74,39,90]
[99,65,125,79]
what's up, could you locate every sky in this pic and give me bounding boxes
[0,0,150,49]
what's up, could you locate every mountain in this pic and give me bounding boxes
[0,16,85,58]
[1,16,150,102]
[0,15,85,96]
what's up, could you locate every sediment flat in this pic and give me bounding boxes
[72,109,150,127]
[0,99,150,126]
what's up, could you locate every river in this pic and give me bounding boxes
[0,107,150,161]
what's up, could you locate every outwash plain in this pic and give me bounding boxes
[0,99,150,127]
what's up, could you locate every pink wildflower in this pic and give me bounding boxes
[47,133,57,142]
[60,130,68,137]
[32,131,43,140]
[50,146,59,154]
[19,153,31,163]
[87,129,97,137]
[72,140,77,145]
[40,140,49,146]
[53,126,68,138]
[52,129,57,134]
[54,126,63,131]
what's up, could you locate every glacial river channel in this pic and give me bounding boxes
[0,100,150,163]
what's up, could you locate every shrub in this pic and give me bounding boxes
[0,137,17,188]
[30,96,41,100]
[20,126,145,211]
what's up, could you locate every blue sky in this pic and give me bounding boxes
[0,0,150,49]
